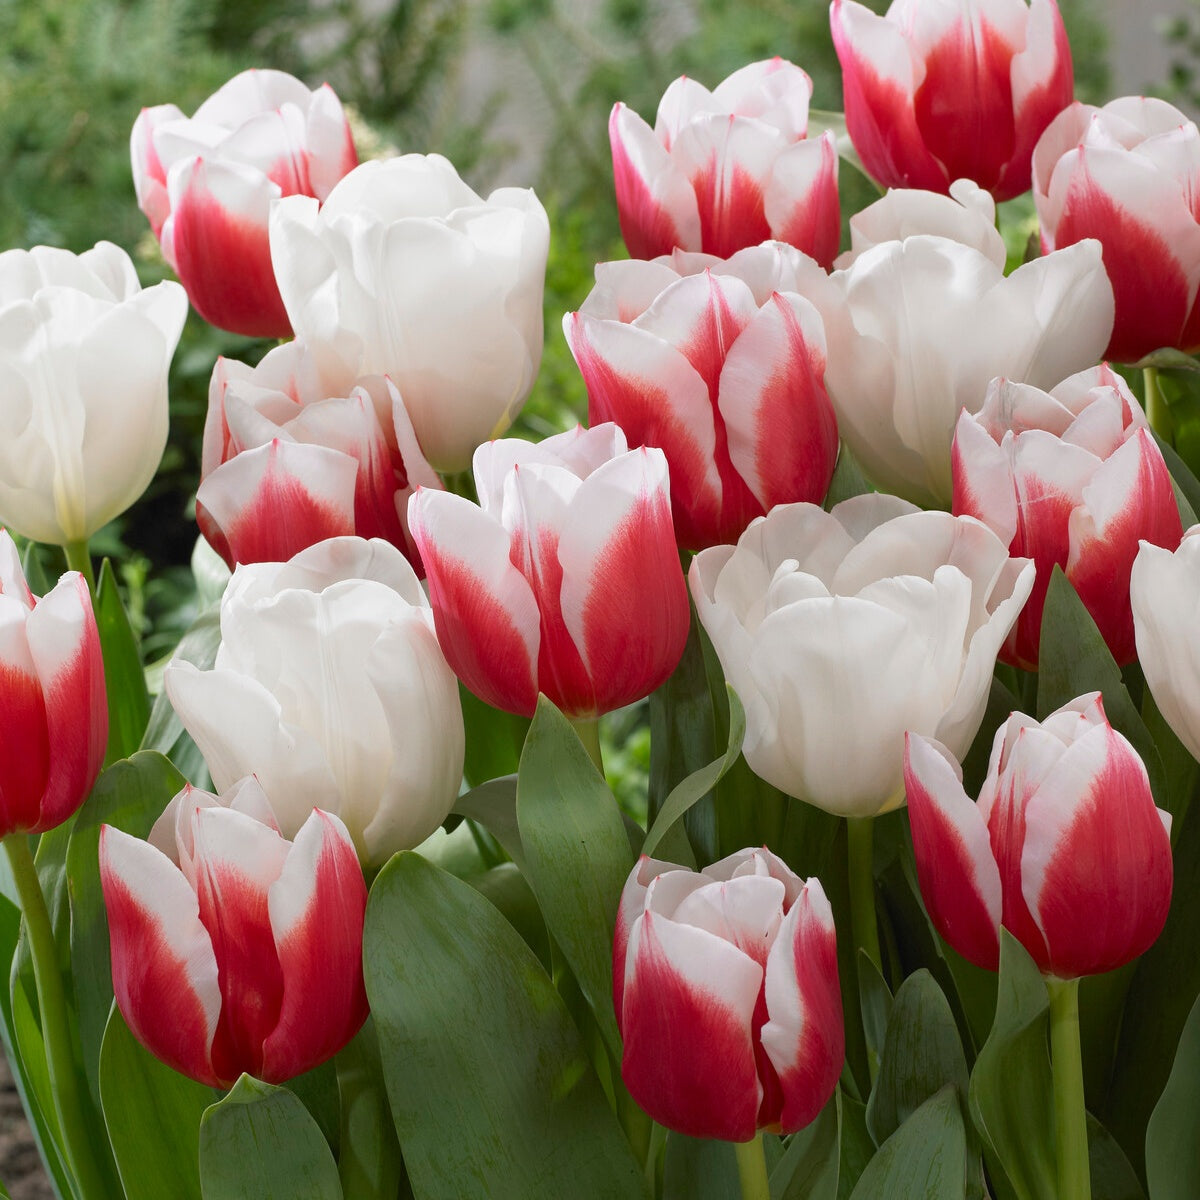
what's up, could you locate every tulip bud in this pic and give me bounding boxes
[100,777,369,1088]
[904,694,1173,977]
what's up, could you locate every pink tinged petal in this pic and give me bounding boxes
[904,734,1003,971]
[191,807,290,1083]
[196,439,358,569]
[609,104,701,259]
[131,105,183,237]
[0,601,49,834]
[765,132,841,268]
[620,909,763,1141]
[304,84,359,200]
[169,158,293,339]
[408,488,540,717]
[99,826,222,1087]
[1022,723,1173,977]
[951,412,1020,544]
[260,811,368,1082]
[614,856,689,1019]
[1067,431,1184,666]
[557,449,690,716]
[759,879,844,1133]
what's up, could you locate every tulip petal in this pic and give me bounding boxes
[614,856,691,1018]
[0,596,49,833]
[764,132,840,268]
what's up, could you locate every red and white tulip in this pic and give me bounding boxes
[952,365,1184,669]
[614,848,843,1142]
[904,694,1173,977]
[409,424,690,718]
[99,776,369,1088]
[565,244,839,550]
[610,58,840,265]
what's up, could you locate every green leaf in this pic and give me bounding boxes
[100,1004,217,1200]
[1088,1113,1145,1200]
[516,698,633,1060]
[770,1091,840,1200]
[823,444,872,509]
[95,557,151,766]
[199,1075,342,1200]
[642,685,745,858]
[453,775,524,867]
[334,1019,405,1200]
[662,1134,737,1200]
[849,1086,966,1200]
[837,1091,874,1200]
[460,682,530,788]
[1155,431,1200,531]
[1132,348,1200,374]
[364,853,646,1200]
[1145,990,1200,1200]
[857,951,892,1079]
[968,931,1056,1200]
[470,862,551,967]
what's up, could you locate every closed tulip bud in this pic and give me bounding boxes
[409,424,690,719]
[904,694,1173,977]
[610,58,840,266]
[831,0,1073,201]
[614,849,843,1142]
[99,777,369,1088]
[132,69,357,338]
[0,531,106,837]
[952,365,1183,669]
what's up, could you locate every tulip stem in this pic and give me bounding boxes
[63,539,95,595]
[1047,975,1091,1200]
[1143,367,1171,442]
[847,817,882,1084]
[733,1133,771,1200]
[4,835,108,1199]
[571,716,604,776]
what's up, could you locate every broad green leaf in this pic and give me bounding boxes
[335,1019,406,1200]
[1133,348,1200,374]
[1141,680,1199,843]
[1088,1114,1145,1200]
[286,1058,340,1157]
[470,862,551,967]
[460,682,530,788]
[849,1086,966,1200]
[837,1091,874,1200]
[968,931,1056,1200]
[662,1133,737,1200]
[857,951,892,1078]
[516,698,633,1060]
[95,557,150,766]
[364,853,646,1200]
[1156,431,1200,532]
[453,775,522,869]
[1145,990,1200,1200]
[823,444,872,509]
[199,1075,342,1200]
[770,1091,839,1200]
[99,1004,217,1200]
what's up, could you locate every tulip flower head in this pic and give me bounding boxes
[904,695,1173,977]
[132,68,358,337]
[614,849,843,1142]
[0,531,106,838]
[409,424,690,719]
[831,0,1074,201]
[690,495,1034,816]
[100,777,369,1088]
[565,244,839,550]
[952,365,1183,669]
[610,58,840,265]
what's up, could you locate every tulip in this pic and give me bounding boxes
[1033,98,1200,363]
[952,365,1183,669]
[132,68,357,338]
[690,496,1034,816]
[0,531,106,837]
[904,694,1173,977]
[270,154,549,472]
[610,58,839,266]
[564,244,839,550]
[803,235,1114,507]
[197,341,440,569]
[99,776,368,1087]
[613,848,843,1142]
[1132,527,1200,764]
[408,424,689,719]
[831,0,1073,201]
[0,242,187,546]
[164,537,464,868]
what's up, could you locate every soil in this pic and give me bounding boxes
[0,1051,54,1200]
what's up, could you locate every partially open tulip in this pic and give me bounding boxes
[270,154,549,472]
[952,365,1183,669]
[0,531,106,838]
[565,244,839,550]
[409,424,690,718]
[613,849,843,1142]
[610,58,839,265]
[164,538,464,868]
[1033,98,1200,363]
[197,341,440,569]
[831,0,1073,201]
[132,69,357,337]
[0,242,187,545]
[100,777,368,1088]
[904,694,1173,977]
[690,496,1034,816]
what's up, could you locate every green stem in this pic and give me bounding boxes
[847,816,882,1084]
[4,836,107,1199]
[570,716,604,775]
[614,1077,651,1170]
[1047,975,1090,1200]
[1143,366,1171,443]
[733,1133,771,1200]
[62,539,95,595]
